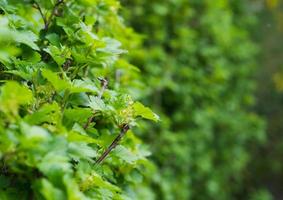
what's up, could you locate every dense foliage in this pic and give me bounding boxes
[122,0,266,199]
[251,1,283,198]
[0,0,273,199]
[0,0,158,199]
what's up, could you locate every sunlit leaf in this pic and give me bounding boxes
[133,102,159,122]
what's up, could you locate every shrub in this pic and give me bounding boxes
[0,0,157,199]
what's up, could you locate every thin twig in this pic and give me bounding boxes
[98,77,108,99]
[33,1,47,27]
[33,0,64,31]
[96,124,130,164]
[83,115,95,129]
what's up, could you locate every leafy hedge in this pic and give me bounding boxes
[0,0,268,199]
[122,0,266,199]
[0,0,158,199]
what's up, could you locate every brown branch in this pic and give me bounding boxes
[84,77,108,130]
[83,115,95,129]
[33,1,47,27]
[95,124,130,164]
[33,0,64,31]
[98,77,108,99]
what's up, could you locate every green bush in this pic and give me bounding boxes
[0,0,158,199]
[0,0,269,199]
[122,0,266,199]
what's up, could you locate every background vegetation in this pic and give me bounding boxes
[122,1,266,199]
[0,0,282,199]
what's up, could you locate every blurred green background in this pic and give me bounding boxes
[120,0,283,199]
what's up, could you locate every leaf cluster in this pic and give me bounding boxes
[0,0,158,199]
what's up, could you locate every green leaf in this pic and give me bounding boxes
[80,172,121,193]
[98,38,127,55]
[20,122,50,141]
[15,31,39,51]
[0,81,33,116]
[68,142,97,162]
[24,103,61,125]
[46,33,60,46]
[44,45,71,66]
[113,145,139,164]
[67,130,101,144]
[38,150,72,180]
[63,175,90,200]
[133,102,159,122]
[70,79,99,94]
[38,179,65,200]
[63,107,93,126]
[88,96,107,111]
[41,69,71,92]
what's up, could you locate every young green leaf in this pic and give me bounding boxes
[41,69,71,92]
[0,81,33,116]
[133,102,160,122]
[88,96,107,112]
[44,45,71,66]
